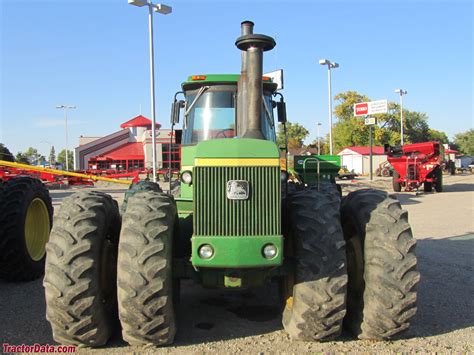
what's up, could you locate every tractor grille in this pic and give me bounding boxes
[194,166,280,236]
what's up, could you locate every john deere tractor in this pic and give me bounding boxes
[44,21,419,347]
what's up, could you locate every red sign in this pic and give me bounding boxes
[355,103,369,116]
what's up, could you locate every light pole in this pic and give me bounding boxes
[56,105,76,171]
[394,88,407,146]
[128,0,172,183]
[316,122,322,155]
[319,59,339,155]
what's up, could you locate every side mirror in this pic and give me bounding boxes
[170,100,184,125]
[277,101,287,123]
[174,129,182,145]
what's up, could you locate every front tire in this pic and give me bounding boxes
[44,191,121,346]
[282,187,347,341]
[341,189,419,339]
[117,191,177,346]
[0,177,53,281]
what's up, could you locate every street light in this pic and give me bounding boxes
[316,122,322,155]
[394,88,408,146]
[56,105,76,171]
[319,59,339,155]
[129,0,172,183]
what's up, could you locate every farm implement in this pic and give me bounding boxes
[385,141,443,192]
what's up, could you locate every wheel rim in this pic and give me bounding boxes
[24,198,50,261]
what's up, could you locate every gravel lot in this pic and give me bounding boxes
[1,174,473,353]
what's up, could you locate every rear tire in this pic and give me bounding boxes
[341,189,419,339]
[281,187,347,341]
[121,180,162,214]
[0,177,53,281]
[44,191,121,346]
[392,171,402,192]
[117,191,177,346]
[423,181,432,192]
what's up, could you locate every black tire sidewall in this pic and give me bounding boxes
[0,178,53,280]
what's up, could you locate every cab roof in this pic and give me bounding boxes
[181,74,278,91]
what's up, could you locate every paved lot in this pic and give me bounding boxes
[0,174,473,352]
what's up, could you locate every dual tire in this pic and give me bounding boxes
[44,186,177,347]
[283,185,419,341]
[340,189,419,339]
[0,177,53,282]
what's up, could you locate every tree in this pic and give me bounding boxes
[15,152,30,164]
[57,149,74,170]
[307,137,328,154]
[276,122,309,149]
[49,146,56,165]
[332,90,449,151]
[0,143,15,162]
[427,129,449,143]
[15,147,45,165]
[454,129,474,156]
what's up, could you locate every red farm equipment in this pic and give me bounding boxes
[385,141,443,192]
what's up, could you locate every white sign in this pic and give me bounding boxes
[364,117,377,125]
[354,99,388,117]
[264,69,284,90]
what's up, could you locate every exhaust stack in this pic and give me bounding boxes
[236,21,254,137]
[235,23,275,139]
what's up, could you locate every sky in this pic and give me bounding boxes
[1,0,472,157]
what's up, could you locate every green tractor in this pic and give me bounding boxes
[44,21,419,347]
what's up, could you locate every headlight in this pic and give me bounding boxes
[181,170,192,184]
[198,244,214,259]
[262,244,277,259]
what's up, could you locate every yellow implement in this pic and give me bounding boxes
[0,160,132,185]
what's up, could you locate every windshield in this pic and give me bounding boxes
[182,86,276,144]
[183,89,236,144]
[262,94,276,142]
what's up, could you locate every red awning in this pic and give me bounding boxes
[120,115,161,129]
[94,142,144,160]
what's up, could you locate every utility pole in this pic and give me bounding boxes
[55,105,76,171]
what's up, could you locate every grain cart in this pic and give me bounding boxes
[385,141,443,192]
[0,175,53,281]
[44,21,419,347]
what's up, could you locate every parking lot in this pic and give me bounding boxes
[1,174,473,353]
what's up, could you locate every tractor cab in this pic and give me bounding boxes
[173,74,281,144]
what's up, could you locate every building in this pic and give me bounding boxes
[337,146,387,175]
[73,115,179,172]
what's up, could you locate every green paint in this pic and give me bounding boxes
[293,154,341,183]
[224,275,242,287]
[179,146,197,199]
[192,235,282,267]
[176,198,193,214]
[182,74,277,91]
[193,166,281,236]
[195,139,279,159]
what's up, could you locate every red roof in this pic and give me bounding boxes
[339,146,385,155]
[96,142,144,160]
[120,115,161,129]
